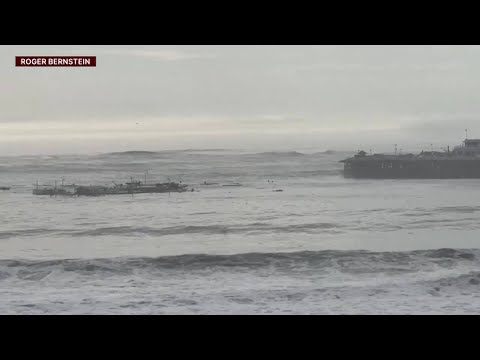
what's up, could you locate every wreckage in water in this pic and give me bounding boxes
[74,181,190,196]
[341,137,480,179]
[33,179,190,196]
[32,180,76,196]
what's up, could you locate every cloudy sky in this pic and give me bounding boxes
[1,45,480,155]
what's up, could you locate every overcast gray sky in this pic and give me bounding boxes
[1,45,480,155]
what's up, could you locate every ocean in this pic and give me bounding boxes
[1,149,480,314]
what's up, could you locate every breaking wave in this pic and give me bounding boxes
[105,149,232,156]
[253,151,306,157]
[0,223,342,240]
[0,248,478,281]
[71,223,341,237]
[5,214,480,240]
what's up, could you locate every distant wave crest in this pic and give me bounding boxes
[254,151,305,157]
[71,223,341,237]
[108,151,159,156]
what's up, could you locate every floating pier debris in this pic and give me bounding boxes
[32,180,76,196]
[75,181,189,196]
[32,187,74,196]
[32,178,190,197]
[201,181,220,186]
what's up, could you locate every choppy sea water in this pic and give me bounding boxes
[1,149,480,314]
